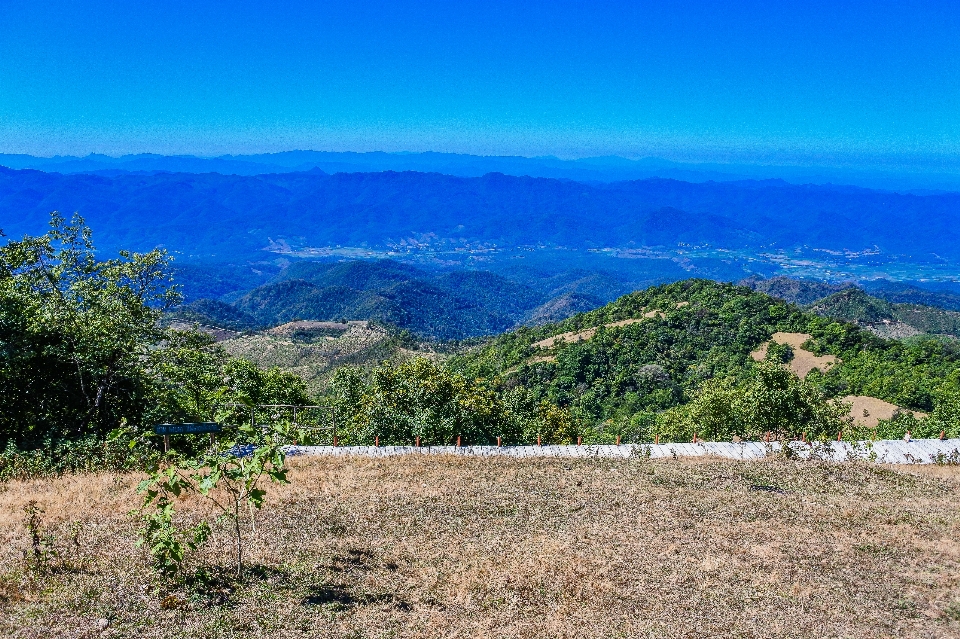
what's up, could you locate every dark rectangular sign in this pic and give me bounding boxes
[153,422,222,435]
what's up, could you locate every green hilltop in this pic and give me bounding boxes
[446,279,960,442]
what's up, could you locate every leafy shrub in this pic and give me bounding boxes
[331,358,579,445]
[136,423,289,581]
[765,341,794,364]
[0,432,159,481]
[655,361,850,442]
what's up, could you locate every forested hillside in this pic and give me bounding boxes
[446,279,960,443]
[739,276,853,305]
[173,259,619,340]
[233,262,544,340]
[743,276,960,339]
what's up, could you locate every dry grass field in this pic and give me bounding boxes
[1,455,960,638]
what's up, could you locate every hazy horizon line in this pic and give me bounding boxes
[4,148,960,176]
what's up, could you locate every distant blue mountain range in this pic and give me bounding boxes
[3,150,960,193]
[2,163,960,288]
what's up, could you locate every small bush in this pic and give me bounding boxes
[0,433,159,481]
[22,501,56,574]
[766,341,795,364]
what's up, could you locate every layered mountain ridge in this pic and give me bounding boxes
[3,167,960,268]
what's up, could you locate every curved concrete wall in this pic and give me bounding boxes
[286,439,960,464]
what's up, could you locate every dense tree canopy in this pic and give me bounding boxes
[0,215,310,448]
[451,279,960,441]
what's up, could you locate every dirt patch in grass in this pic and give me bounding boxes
[1,456,959,638]
[751,332,838,379]
[842,395,928,428]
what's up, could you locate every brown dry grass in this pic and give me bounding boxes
[1,456,960,638]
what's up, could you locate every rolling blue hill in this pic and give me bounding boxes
[2,167,960,273]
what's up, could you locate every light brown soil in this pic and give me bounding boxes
[531,316,661,350]
[2,456,960,638]
[841,395,928,428]
[531,327,599,349]
[529,305,683,351]
[751,332,838,379]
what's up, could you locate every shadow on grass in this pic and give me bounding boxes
[302,584,411,611]
[325,547,374,572]
[303,547,410,611]
[182,563,294,607]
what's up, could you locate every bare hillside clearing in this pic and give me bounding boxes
[750,331,838,378]
[530,308,678,351]
[219,322,391,392]
[842,395,928,428]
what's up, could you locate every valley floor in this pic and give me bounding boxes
[1,456,959,638]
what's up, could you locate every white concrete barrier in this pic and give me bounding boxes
[285,439,960,464]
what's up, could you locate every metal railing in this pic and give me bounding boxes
[211,403,337,446]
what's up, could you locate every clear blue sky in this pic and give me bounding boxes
[1,0,958,169]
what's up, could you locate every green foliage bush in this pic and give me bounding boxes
[331,358,579,445]
[655,362,850,442]
[135,423,289,582]
[765,341,794,364]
